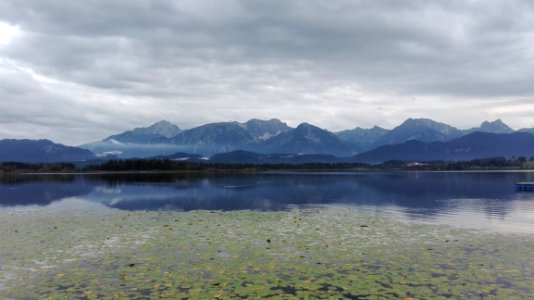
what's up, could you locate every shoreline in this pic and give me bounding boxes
[2,168,534,176]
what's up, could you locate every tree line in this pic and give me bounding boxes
[2,156,534,173]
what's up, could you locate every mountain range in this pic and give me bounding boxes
[209,150,343,164]
[81,118,293,158]
[0,139,96,163]
[1,118,534,164]
[104,120,181,144]
[353,132,534,164]
[336,126,388,152]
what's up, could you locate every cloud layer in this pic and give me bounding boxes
[1,0,533,144]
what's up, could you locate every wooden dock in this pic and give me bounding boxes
[515,182,534,191]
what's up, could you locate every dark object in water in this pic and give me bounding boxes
[515,182,534,192]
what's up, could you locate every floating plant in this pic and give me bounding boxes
[0,207,533,299]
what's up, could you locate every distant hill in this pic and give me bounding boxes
[169,122,255,155]
[209,150,343,164]
[372,118,463,148]
[104,120,181,143]
[354,132,534,164]
[464,119,514,135]
[81,120,183,158]
[240,118,292,140]
[336,126,389,152]
[258,123,354,156]
[164,119,292,155]
[0,139,96,163]
[518,128,534,135]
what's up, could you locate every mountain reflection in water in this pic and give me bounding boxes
[1,172,534,232]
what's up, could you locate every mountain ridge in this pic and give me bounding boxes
[354,132,534,164]
[0,139,96,163]
[104,120,181,143]
[371,118,464,147]
[257,123,354,157]
[463,119,514,135]
[17,117,527,160]
[336,126,389,152]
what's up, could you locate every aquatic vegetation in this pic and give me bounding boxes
[1,207,533,299]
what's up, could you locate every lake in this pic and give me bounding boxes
[2,171,534,233]
[1,171,534,299]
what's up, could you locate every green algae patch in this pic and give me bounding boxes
[1,207,533,299]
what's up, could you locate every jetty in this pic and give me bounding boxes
[515,182,534,191]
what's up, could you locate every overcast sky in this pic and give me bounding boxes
[1,0,534,145]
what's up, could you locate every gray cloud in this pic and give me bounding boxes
[0,0,533,144]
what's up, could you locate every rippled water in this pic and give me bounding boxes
[1,171,534,233]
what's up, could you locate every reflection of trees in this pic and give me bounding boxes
[82,172,261,187]
[0,174,78,185]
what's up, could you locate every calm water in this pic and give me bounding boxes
[1,171,534,233]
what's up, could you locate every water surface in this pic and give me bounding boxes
[2,171,534,299]
[2,171,534,233]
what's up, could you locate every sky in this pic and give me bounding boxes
[1,0,534,145]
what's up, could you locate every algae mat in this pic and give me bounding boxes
[0,207,533,299]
